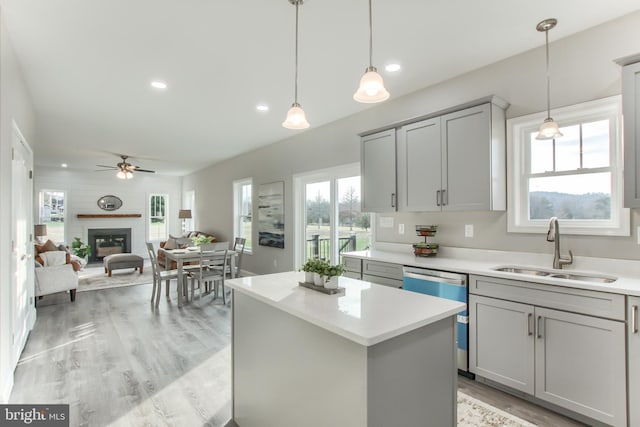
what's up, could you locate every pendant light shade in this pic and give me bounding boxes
[535,18,562,140]
[283,0,309,130]
[354,0,389,103]
[116,170,133,180]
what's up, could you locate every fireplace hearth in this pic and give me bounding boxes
[87,228,132,263]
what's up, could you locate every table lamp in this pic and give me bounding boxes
[179,209,192,233]
[34,224,48,243]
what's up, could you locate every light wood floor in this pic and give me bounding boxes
[11,283,585,427]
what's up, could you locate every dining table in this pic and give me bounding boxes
[159,247,236,307]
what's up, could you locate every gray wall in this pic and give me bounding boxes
[0,7,36,401]
[184,11,640,274]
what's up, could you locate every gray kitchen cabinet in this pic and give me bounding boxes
[621,59,640,207]
[342,255,362,280]
[362,259,403,288]
[361,129,397,212]
[469,294,534,394]
[396,101,507,212]
[469,275,627,427]
[629,296,640,427]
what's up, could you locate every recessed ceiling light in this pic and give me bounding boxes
[61,163,68,168]
[256,104,269,112]
[385,63,401,72]
[150,80,167,90]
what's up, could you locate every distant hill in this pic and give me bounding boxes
[529,191,610,220]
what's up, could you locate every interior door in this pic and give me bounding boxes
[11,128,35,363]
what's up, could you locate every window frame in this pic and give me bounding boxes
[38,189,67,244]
[148,193,169,241]
[507,95,629,236]
[233,178,253,254]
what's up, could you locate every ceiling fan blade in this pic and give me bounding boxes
[94,169,116,172]
[96,165,118,169]
[133,168,156,173]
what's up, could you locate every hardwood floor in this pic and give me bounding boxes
[11,284,585,427]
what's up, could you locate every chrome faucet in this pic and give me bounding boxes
[546,217,573,269]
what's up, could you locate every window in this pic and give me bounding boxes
[149,194,168,240]
[507,96,629,235]
[233,178,252,253]
[38,190,66,244]
[294,163,371,267]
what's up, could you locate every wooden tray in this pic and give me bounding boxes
[298,281,345,295]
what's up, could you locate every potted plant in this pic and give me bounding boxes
[71,237,92,261]
[323,263,345,289]
[301,258,321,283]
[191,235,214,246]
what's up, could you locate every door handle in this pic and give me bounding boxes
[442,189,447,206]
[537,315,543,338]
[633,305,638,334]
[391,193,396,208]
[527,313,533,336]
[436,190,441,206]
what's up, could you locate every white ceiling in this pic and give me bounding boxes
[2,0,639,175]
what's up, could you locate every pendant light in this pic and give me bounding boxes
[353,0,389,103]
[535,18,562,140]
[282,0,310,129]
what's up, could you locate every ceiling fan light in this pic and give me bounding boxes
[116,170,127,179]
[536,117,563,140]
[353,67,390,103]
[282,103,310,129]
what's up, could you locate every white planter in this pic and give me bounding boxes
[305,271,314,283]
[324,276,339,289]
[313,273,324,286]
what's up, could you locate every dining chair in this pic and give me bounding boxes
[187,244,228,302]
[146,242,188,307]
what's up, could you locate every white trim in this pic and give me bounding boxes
[507,96,629,236]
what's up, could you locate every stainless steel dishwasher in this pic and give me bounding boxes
[402,266,470,376]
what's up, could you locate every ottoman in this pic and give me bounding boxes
[103,253,144,277]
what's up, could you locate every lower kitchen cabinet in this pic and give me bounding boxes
[629,296,640,427]
[469,276,627,427]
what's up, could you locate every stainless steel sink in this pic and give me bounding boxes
[549,273,617,283]
[492,266,617,283]
[494,267,550,276]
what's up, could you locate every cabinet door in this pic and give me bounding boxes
[469,295,534,394]
[535,307,627,427]
[397,118,442,211]
[361,130,397,212]
[441,104,492,211]
[628,297,640,427]
[623,62,640,207]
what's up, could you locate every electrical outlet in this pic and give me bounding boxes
[465,224,474,238]
[637,226,640,244]
[398,224,405,234]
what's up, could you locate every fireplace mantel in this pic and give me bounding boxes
[77,214,142,218]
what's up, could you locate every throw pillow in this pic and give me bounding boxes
[41,239,59,253]
[164,238,177,250]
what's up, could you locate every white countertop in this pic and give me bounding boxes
[344,245,640,296]
[225,271,466,347]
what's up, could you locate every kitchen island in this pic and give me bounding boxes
[224,272,466,427]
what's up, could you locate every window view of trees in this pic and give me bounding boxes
[149,194,168,240]
[529,191,611,220]
[39,190,65,243]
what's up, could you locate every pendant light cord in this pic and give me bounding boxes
[294,0,300,103]
[545,29,551,119]
[368,0,373,67]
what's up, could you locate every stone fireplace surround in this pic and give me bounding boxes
[87,228,132,263]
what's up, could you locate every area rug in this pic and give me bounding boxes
[458,391,537,427]
[77,263,153,292]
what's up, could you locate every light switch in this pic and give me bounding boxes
[398,224,405,234]
[465,224,474,238]
[379,217,394,228]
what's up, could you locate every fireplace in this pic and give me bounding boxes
[87,228,132,263]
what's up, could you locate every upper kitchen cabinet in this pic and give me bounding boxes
[621,58,640,207]
[361,129,397,212]
[396,99,507,212]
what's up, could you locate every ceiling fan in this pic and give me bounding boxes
[96,155,156,179]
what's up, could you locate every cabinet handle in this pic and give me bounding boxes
[436,190,441,206]
[537,316,543,338]
[391,193,396,208]
[633,305,638,334]
[527,313,533,336]
[442,189,447,206]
